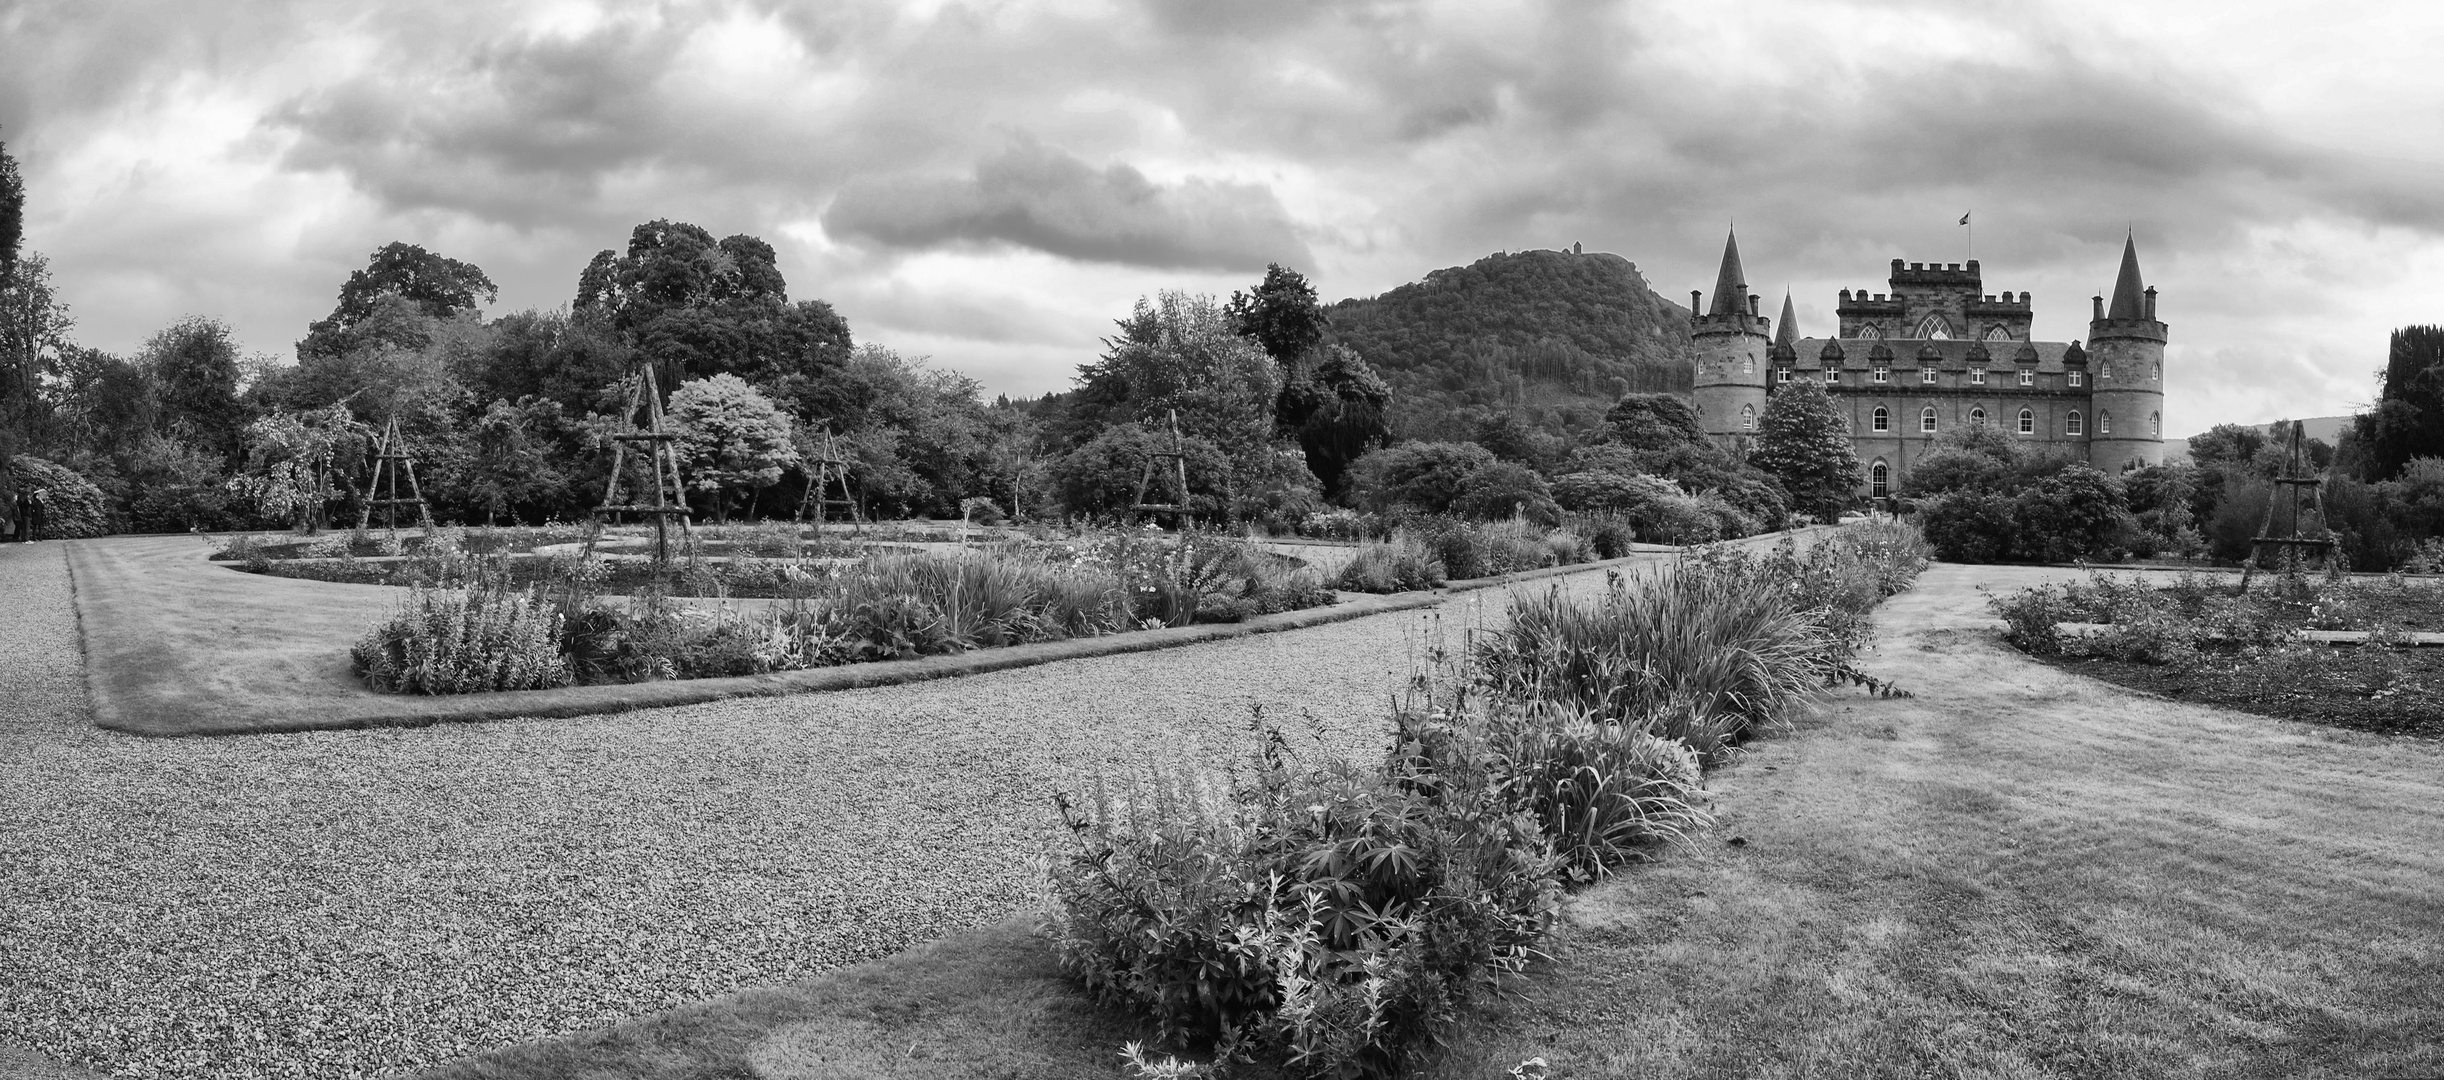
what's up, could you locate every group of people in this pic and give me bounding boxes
[4,486,44,543]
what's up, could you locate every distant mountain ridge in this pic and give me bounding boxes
[1324,248,1696,442]
[2165,415,2352,463]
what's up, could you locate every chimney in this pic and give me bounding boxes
[2144,286,2158,321]
[2092,295,2104,321]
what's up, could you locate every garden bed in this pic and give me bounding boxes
[1993,569,2444,738]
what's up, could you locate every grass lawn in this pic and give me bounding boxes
[416,563,2444,1079]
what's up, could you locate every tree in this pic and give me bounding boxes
[1226,263,1326,368]
[0,134,22,283]
[301,242,497,358]
[455,399,570,526]
[142,316,250,466]
[668,374,800,523]
[228,404,365,531]
[1068,291,1281,453]
[2348,326,2444,481]
[1049,422,1234,522]
[2012,463,2129,563]
[573,220,850,401]
[2187,423,2267,470]
[1749,381,1862,522]
[1277,344,1392,498]
[1342,441,1496,515]
[1601,393,1709,452]
[1450,461,1559,523]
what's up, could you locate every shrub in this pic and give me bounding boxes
[353,580,574,694]
[1563,512,1637,559]
[1920,492,2019,563]
[2011,463,2130,563]
[7,457,112,540]
[1343,442,1497,515]
[1332,536,1445,593]
[1045,721,1560,1077]
[1450,461,1560,524]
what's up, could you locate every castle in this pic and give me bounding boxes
[1688,230,2167,499]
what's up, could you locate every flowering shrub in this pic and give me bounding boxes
[351,579,572,694]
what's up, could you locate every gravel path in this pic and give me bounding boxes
[0,539,1616,1080]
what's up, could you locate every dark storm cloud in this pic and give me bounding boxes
[824,142,1310,272]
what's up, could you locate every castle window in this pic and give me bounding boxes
[2101,361,2113,380]
[2018,408,2035,434]
[2151,411,2161,436]
[1871,461,1890,499]
[2066,410,2084,435]
[1741,404,1756,430]
[1969,368,1987,385]
[1824,367,1839,384]
[1915,313,1954,339]
[2018,370,2034,386]
[1776,367,1792,384]
[1983,326,2013,341]
[2152,361,2161,381]
[1872,406,1889,432]
[1744,355,1755,374]
[1920,368,1936,385]
[2100,412,2113,435]
[1969,407,1987,427]
[1920,406,1937,434]
[1872,367,1888,383]
[1860,324,1882,339]
[2068,371,2084,387]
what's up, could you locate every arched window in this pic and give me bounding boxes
[1743,355,1755,374]
[2100,411,2113,435]
[2067,410,2084,435]
[1915,313,1954,339]
[2152,361,2161,381]
[2151,411,2161,436]
[1740,404,1756,430]
[1969,407,1986,427]
[1871,460,1890,499]
[1859,324,1883,339]
[1983,325,2013,341]
[1872,406,1890,432]
[1920,406,1937,434]
[2101,361,2113,380]
[2018,408,2034,434]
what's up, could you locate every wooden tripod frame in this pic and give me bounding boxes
[794,425,864,537]
[2240,419,2336,587]
[1129,409,1192,524]
[588,365,694,566]
[357,415,434,534]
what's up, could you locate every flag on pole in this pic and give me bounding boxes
[1959,211,1971,226]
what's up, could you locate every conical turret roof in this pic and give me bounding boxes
[1774,290,1798,346]
[2106,233,2148,321]
[1707,229,1748,317]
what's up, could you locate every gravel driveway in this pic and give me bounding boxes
[0,539,1626,1080]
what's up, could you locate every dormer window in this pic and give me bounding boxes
[2067,371,2084,387]
[1871,367,1889,383]
[1823,368,1839,384]
[1920,368,1937,385]
[2017,370,2034,386]
[1969,368,1987,385]
[1776,367,1792,384]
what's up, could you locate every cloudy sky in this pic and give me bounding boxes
[5,0,2441,434]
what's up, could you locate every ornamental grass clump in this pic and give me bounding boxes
[1480,567,1826,757]
[352,579,572,694]
[1333,535,1445,594]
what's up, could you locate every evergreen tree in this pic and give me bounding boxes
[1749,380,1860,522]
[2346,325,2444,481]
[1225,263,1326,368]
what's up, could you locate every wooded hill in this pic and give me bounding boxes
[1324,248,1695,442]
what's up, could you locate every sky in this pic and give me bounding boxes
[5,0,2442,436]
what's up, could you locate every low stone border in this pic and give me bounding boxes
[75,527,1829,738]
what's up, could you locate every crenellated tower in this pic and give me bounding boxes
[1689,229,1771,447]
[2085,234,2167,473]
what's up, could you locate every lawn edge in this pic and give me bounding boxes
[76,530,1825,739]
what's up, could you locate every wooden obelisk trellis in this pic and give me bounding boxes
[2239,419,2336,588]
[358,415,434,533]
[1130,409,1192,525]
[794,426,864,537]
[589,366,693,567]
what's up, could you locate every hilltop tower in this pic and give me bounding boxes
[2085,234,2168,473]
[1690,229,1771,447]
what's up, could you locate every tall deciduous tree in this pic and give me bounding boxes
[1749,380,1861,522]
[1227,263,1326,368]
[669,373,800,523]
[573,219,851,400]
[142,316,251,465]
[1277,344,1391,498]
[0,137,29,521]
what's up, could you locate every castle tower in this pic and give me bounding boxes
[1690,229,1771,447]
[2085,234,2168,473]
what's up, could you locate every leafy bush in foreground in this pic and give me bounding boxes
[1333,535,1446,593]
[352,580,573,693]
